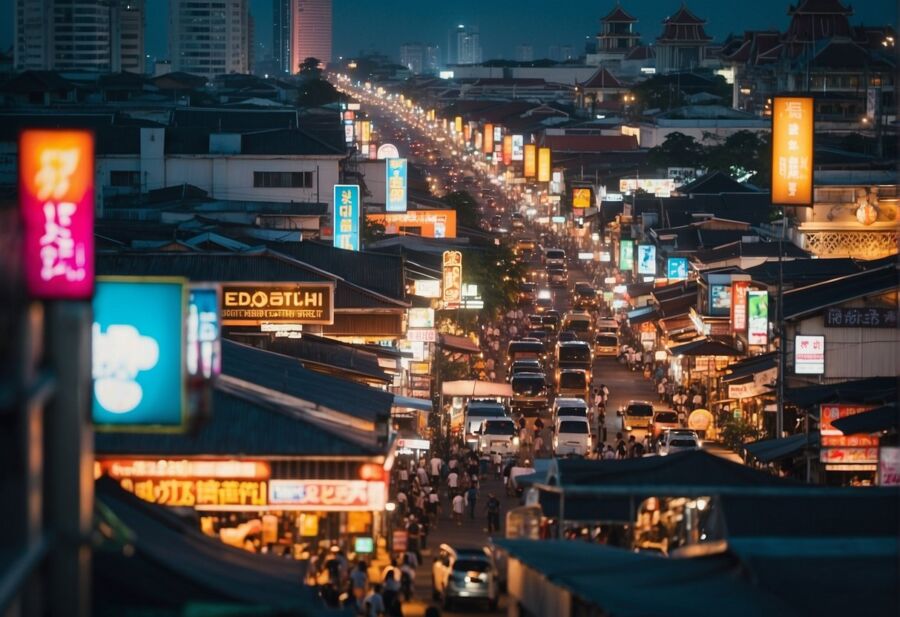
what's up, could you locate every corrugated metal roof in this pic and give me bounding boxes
[781,264,898,320]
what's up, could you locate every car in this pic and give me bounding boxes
[519,282,537,304]
[595,319,618,335]
[562,311,594,341]
[476,418,519,455]
[556,368,590,400]
[547,268,568,288]
[557,330,578,343]
[465,400,508,447]
[658,431,701,456]
[552,397,589,422]
[508,359,543,380]
[432,545,500,611]
[542,311,561,332]
[619,400,654,432]
[594,332,619,357]
[506,339,546,367]
[553,417,592,457]
[535,296,553,313]
[573,286,598,309]
[524,328,551,348]
[649,410,681,438]
[544,248,566,269]
[528,314,544,328]
[510,372,549,417]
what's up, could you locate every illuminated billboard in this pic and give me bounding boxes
[637,245,656,275]
[385,158,408,212]
[367,210,457,238]
[538,147,551,182]
[221,283,335,326]
[747,290,768,345]
[502,135,513,165]
[619,239,634,271]
[511,135,524,161]
[524,144,536,178]
[667,257,688,280]
[771,96,814,205]
[572,187,592,209]
[483,123,494,153]
[442,251,462,309]
[19,129,95,299]
[333,184,360,251]
[93,277,187,431]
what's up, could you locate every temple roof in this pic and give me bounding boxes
[657,4,712,42]
[601,3,637,23]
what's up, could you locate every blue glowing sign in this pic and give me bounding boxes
[92,277,187,431]
[385,158,408,212]
[667,257,688,280]
[333,184,360,251]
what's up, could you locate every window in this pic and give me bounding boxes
[253,171,313,188]
[110,170,140,187]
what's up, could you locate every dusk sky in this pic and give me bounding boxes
[1,0,896,63]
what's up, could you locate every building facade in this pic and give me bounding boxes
[595,4,640,65]
[654,4,712,73]
[456,25,482,65]
[14,0,145,73]
[290,0,332,73]
[272,0,291,74]
[400,43,440,75]
[170,0,250,79]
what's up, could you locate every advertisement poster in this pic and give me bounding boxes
[619,239,634,272]
[483,123,494,153]
[666,257,688,280]
[511,135,524,161]
[502,135,513,165]
[794,334,825,375]
[333,184,360,251]
[637,245,656,275]
[442,251,462,308]
[385,158,408,212]
[572,187,592,209]
[747,290,768,345]
[537,147,551,182]
[523,144,536,178]
[731,280,750,331]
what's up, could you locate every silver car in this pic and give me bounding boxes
[432,544,499,611]
[658,430,701,455]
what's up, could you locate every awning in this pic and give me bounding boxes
[783,377,898,408]
[658,314,693,335]
[626,305,659,325]
[722,352,777,384]
[392,395,433,412]
[440,333,481,354]
[627,282,655,297]
[441,380,513,397]
[744,433,818,463]
[832,403,898,435]
[668,338,741,357]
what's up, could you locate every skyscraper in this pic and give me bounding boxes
[14,0,145,73]
[170,0,250,79]
[456,25,482,65]
[273,0,292,74]
[400,43,440,75]
[291,0,332,73]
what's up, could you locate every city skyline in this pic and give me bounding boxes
[1,0,896,65]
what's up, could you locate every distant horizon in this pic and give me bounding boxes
[0,0,895,66]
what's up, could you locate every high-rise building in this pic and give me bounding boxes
[456,25,482,65]
[14,0,145,73]
[515,44,533,62]
[291,0,332,73]
[400,43,440,74]
[273,0,291,73]
[170,0,250,79]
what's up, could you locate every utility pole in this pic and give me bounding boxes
[776,210,786,439]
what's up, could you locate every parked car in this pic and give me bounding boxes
[619,400,654,432]
[649,410,681,439]
[658,430,701,455]
[594,332,619,357]
[508,359,543,380]
[432,545,500,611]
[553,417,592,457]
[556,368,591,401]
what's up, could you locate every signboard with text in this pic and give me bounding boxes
[824,307,897,328]
[637,245,656,275]
[523,144,536,178]
[747,290,768,345]
[385,158,408,212]
[333,184,360,251]
[794,334,825,374]
[93,277,187,431]
[19,129,95,299]
[442,251,462,308]
[667,257,688,280]
[511,135,524,161]
[537,147,551,182]
[771,96,814,205]
[408,308,435,329]
[221,283,335,326]
[731,280,750,332]
[269,480,385,511]
[619,240,634,271]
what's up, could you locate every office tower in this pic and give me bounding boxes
[456,25,482,65]
[291,0,332,73]
[14,0,145,72]
[273,0,291,73]
[111,0,145,73]
[170,0,250,78]
[515,44,533,62]
[400,43,440,74]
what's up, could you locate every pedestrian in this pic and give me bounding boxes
[492,451,502,479]
[350,561,368,603]
[416,465,429,488]
[447,469,458,498]
[406,515,421,562]
[657,379,667,403]
[486,493,501,534]
[452,493,464,525]
[429,453,442,484]
[364,584,385,617]
[692,391,704,410]
[465,485,478,519]
[615,432,627,459]
[534,433,544,455]
[603,444,617,460]
[427,488,440,525]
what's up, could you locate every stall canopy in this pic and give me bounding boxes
[783,376,897,408]
[441,380,513,397]
[744,432,818,463]
[832,403,898,434]
[439,333,481,354]
[94,478,327,615]
[668,338,741,357]
[722,352,777,383]
[392,395,433,413]
[626,305,658,325]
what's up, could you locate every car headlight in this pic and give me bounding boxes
[625,426,632,431]
[513,436,520,446]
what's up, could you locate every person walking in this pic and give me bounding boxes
[452,493,464,526]
[350,561,368,604]
[486,493,501,534]
[465,485,478,520]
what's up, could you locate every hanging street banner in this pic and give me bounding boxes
[19,129,95,299]
[794,334,825,375]
[619,239,634,272]
[333,184,360,251]
[385,158,408,212]
[731,279,750,332]
[523,144,536,178]
[537,147,551,182]
[221,283,335,326]
[771,96,814,205]
[511,135,524,161]
[442,251,462,309]
[93,277,187,432]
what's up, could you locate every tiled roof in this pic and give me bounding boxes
[789,0,853,14]
[173,108,299,130]
[742,258,864,287]
[662,4,706,25]
[580,68,625,89]
[601,4,637,23]
[624,45,655,60]
[541,134,638,153]
[658,5,712,42]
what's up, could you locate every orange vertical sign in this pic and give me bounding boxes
[771,96,814,205]
[502,135,513,165]
[523,144,536,178]
[483,123,494,154]
[442,251,462,309]
[538,147,551,182]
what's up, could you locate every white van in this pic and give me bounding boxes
[553,417,592,456]
[477,418,519,455]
